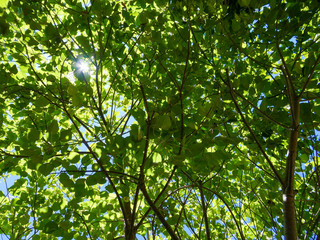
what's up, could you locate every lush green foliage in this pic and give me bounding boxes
[1,0,320,239]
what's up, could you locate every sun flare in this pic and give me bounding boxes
[77,60,89,72]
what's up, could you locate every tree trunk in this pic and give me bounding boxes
[283,192,297,240]
[283,97,300,240]
[125,226,137,240]
[124,198,136,240]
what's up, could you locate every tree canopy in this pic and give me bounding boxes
[0,0,320,239]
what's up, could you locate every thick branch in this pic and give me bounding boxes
[139,181,180,240]
[136,166,177,229]
[199,182,211,240]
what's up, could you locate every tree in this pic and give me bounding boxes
[0,0,319,239]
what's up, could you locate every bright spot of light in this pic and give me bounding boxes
[67,72,75,83]
[283,194,287,202]
[77,60,89,72]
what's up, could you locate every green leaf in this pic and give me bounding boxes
[0,17,9,35]
[239,0,251,7]
[76,35,91,50]
[48,120,59,134]
[38,163,54,176]
[155,115,171,130]
[34,96,50,108]
[68,151,80,163]
[300,103,313,123]
[186,143,205,157]
[59,173,74,188]
[303,53,316,76]
[170,155,185,166]
[152,152,162,163]
[0,0,9,8]
[72,94,83,107]
[86,172,106,186]
[198,103,212,117]
[30,155,43,164]
[152,30,161,42]
[29,21,42,30]
[10,65,18,74]
[28,129,40,141]
[27,37,39,46]
[39,206,53,218]
[67,85,78,96]
[232,19,241,32]
[43,221,59,234]
[203,150,231,167]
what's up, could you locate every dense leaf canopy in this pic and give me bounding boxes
[0,0,320,239]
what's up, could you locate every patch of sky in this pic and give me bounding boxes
[81,0,91,8]
[289,36,297,45]
[249,20,258,33]
[256,93,266,108]
[0,175,19,197]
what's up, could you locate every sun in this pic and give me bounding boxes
[77,60,89,72]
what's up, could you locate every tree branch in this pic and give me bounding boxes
[199,181,211,240]
[224,69,284,186]
[299,54,320,99]
[232,89,291,129]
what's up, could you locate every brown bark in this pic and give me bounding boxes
[124,199,136,240]
[124,226,136,240]
[199,183,211,240]
[139,179,180,240]
[283,97,300,240]
[283,193,297,240]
